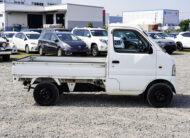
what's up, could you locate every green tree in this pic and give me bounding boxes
[179,19,190,31]
[88,22,93,28]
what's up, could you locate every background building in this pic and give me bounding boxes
[109,16,123,24]
[0,1,105,30]
[123,9,179,30]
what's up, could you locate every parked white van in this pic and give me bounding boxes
[72,28,108,56]
[12,24,176,107]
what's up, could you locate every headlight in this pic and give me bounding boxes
[157,41,165,46]
[100,39,108,45]
[64,44,71,49]
[172,64,176,76]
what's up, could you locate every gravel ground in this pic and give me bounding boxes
[0,53,190,138]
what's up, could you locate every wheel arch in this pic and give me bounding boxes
[144,79,176,95]
[25,77,61,86]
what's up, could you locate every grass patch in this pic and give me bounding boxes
[175,49,190,53]
[11,51,39,60]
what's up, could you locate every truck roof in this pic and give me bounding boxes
[109,23,143,31]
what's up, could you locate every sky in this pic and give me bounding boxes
[63,0,190,20]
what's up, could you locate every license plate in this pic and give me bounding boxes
[0,47,5,51]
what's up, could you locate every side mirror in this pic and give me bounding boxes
[149,47,153,54]
[54,39,59,43]
[24,38,27,41]
[87,34,91,38]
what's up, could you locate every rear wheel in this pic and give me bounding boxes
[146,83,173,108]
[2,55,10,61]
[176,42,183,51]
[25,45,30,54]
[91,44,99,57]
[33,82,59,106]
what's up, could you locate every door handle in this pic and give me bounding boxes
[112,60,120,64]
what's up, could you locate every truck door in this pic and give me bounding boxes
[108,29,157,92]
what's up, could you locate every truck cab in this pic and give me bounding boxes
[12,24,176,107]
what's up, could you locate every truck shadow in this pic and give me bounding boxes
[57,94,146,108]
[56,93,190,108]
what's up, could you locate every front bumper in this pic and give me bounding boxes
[65,47,89,54]
[0,50,12,55]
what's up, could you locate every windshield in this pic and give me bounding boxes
[26,34,40,39]
[57,33,81,41]
[91,30,108,36]
[149,33,165,39]
[5,33,15,38]
[29,30,42,34]
[158,33,169,38]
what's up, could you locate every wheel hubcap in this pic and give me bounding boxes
[154,90,167,102]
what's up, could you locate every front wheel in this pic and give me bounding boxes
[146,83,173,108]
[25,45,30,54]
[57,48,64,57]
[2,55,10,61]
[33,82,59,106]
[176,42,183,51]
[39,47,45,56]
[91,45,99,57]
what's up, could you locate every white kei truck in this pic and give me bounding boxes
[12,24,176,108]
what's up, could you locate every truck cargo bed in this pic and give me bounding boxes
[12,56,106,80]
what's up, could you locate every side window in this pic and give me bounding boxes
[20,34,26,40]
[15,33,21,38]
[182,33,190,37]
[78,30,84,36]
[50,34,57,41]
[113,30,150,53]
[73,30,78,35]
[43,33,52,40]
[84,30,90,37]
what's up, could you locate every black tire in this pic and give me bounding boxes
[2,55,10,61]
[176,42,183,51]
[25,45,30,54]
[146,83,173,108]
[33,82,59,106]
[167,50,173,55]
[39,47,45,56]
[57,48,63,57]
[91,44,99,57]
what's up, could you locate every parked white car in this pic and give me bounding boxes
[12,32,40,53]
[175,32,190,50]
[72,28,108,56]
[13,24,176,108]
[1,31,17,54]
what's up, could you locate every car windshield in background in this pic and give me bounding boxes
[159,33,169,38]
[5,33,15,38]
[149,34,165,39]
[91,30,108,36]
[26,34,40,39]
[29,30,42,34]
[57,33,80,41]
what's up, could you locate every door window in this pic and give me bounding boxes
[113,30,150,53]
[182,33,190,37]
[50,34,57,41]
[84,30,90,37]
[20,33,26,40]
[43,33,52,40]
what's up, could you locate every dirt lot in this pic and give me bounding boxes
[0,53,190,138]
